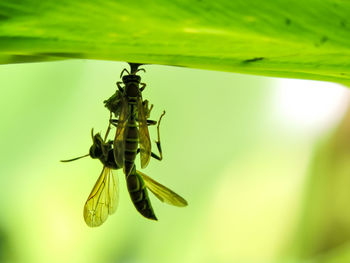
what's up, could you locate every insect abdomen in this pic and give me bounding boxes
[126,171,157,220]
[124,119,139,176]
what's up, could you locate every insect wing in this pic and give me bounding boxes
[137,97,151,168]
[138,170,188,207]
[104,90,122,117]
[113,96,128,168]
[84,167,119,227]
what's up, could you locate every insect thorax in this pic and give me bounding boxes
[122,75,141,84]
[121,74,141,98]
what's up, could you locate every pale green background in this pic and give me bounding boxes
[0,60,348,263]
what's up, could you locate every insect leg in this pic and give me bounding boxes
[109,119,119,128]
[128,63,144,74]
[154,111,166,160]
[135,148,161,161]
[150,152,162,161]
[110,118,130,129]
[140,83,146,92]
[120,68,129,78]
[103,112,113,142]
[139,111,166,161]
[146,120,157,126]
[116,81,124,92]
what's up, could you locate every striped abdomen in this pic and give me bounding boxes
[126,167,157,220]
[124,95,139,177]
[124,117,138,177]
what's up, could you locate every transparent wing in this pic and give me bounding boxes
[137,97,151,168]
[83,167,119,227]
[138,170,188,207]
[113,96,128,168]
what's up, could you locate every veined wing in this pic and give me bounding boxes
[83,167,119,227]
[113,96,128,168]
[138,170,188,207]
[137,97,151,168]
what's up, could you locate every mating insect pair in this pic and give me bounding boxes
[62,63,187,227]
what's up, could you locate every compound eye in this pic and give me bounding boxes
[89,145,102,159]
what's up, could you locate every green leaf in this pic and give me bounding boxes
[1,0,350,83]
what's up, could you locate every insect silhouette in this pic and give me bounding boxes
[61,123,187,227]
[109,63,163,178]
[61,63,187,226]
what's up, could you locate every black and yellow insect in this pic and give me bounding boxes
[110,63,162,178]
[61,127,187,227]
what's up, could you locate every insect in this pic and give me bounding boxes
[61,120,187,227]
[109,63,163,178]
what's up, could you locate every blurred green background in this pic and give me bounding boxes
[0,60,349,263]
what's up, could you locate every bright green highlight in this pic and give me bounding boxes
[0,0,350,83]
